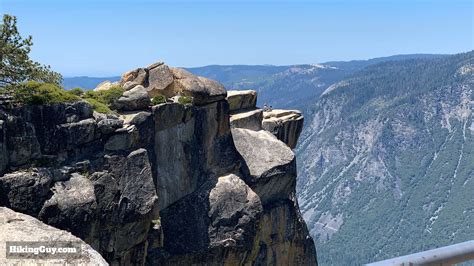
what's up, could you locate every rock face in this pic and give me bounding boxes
[232,128,296,205]
[227,90,257,112]
[0,62,316,265]
[262,109,304,149]
[0,120,7,175]
[227,90,263,131]
[0,207,108,265]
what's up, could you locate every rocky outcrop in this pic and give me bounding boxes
[227,90,257,112]
[167,68,227,105]
[114,85,151,111]
[0,62,316,265]
[226,90,304,149]
[232,128,296,205]
[262,109,304,149]
[227,90,263,131]
[0,207,107,265]
[251,198,317,265]
[120,62,226,105]
[230,109,263,131]
[152,101,242,211]
[159,174,262,255]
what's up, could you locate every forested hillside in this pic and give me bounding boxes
[296,51,474,265]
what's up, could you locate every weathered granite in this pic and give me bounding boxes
[0,207,108,265]
[232,128,296,205]
[158,174,262,255]
[114,85,151,111]
[249,198,318,265]
[0,169,54,216]
[119,62,227,105]
[167,67,227,105]
[147,64,174,97]
[227,90,257,112]
[152,101,242,211]
[230,108,263,131]
[0,62,316,266]
[262,109,304,149]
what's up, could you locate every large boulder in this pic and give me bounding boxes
[0,207,108,265]
[159,174,263,255]
[122,68,148,90]
[231,128,296,205]
[103,149,158,222]
[168,68,227,105]
[147,64,174,97]
[95,149,158,264]
[227,90,257,112]
[114,85,151,111]
[262,109,304,149]
[119,62,228,105]
[39,173,97,239]
[0,169,54,216]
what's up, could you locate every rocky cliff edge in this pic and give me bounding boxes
[0,62,316,265]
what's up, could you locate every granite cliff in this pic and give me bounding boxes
[0,62,316,265]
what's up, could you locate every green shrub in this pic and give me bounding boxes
[13,81,80,105]
[84,85,124,106]
[178,96,193,105]
[68,87,84,96]
[84,98,113,114]
[151,94,167,105]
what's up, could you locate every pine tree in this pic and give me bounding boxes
[0,14,62,88]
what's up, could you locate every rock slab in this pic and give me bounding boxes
[0,207,108,265]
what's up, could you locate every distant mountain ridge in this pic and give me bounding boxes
[63,54,447,110]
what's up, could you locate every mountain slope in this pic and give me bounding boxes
[188,55,446,110]
[296,51,474,265]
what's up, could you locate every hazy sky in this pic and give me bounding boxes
[1,0,472,76]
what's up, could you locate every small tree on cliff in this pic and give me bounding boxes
[0,14,62,88]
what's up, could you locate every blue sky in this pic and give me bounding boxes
[1,0,472,76]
